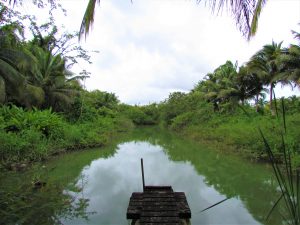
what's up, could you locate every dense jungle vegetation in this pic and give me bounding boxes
[0,1,300,170]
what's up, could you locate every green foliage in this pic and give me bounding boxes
[0,5,91,112]
[281,96,300,114]
[157,90,300,165]
[0,105,133,165]
[259,99,300,225]
[69,90,120,122]
[170,111,196,131]
[82,90,119,110]
[140,103,160,124]
[160,91,206,125]
[0,105,64,139]
[118,104,156,125]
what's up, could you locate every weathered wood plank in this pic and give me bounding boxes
[141,223,180,225]
[142,206,178,211]
[142,194,175,198]
[128,201,143,206]
[142,197,175,202]
[141,211,178,217]
[140,217,180,223]
[144,186,173,190]
[127,185,191,224]
[141,201,177,206]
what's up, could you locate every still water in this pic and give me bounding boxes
[1,127,284,224]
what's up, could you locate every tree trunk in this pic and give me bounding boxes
[270,83,275,116]
[255,94,259,112]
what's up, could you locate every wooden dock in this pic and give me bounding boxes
[127,186,191,225]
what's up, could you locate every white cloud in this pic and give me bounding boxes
[20,0,300,104]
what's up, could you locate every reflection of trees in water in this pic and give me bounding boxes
[0,143,120,225]
[124,127,285,225]
[0,169,90,225]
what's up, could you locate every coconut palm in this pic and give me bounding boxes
[194,61,241,111]
[278,29,300,87]
[27,46,82,111]
[236,65,267,110]
[248,41,283,114]
[0,23,35,105]
[79,0,267,40]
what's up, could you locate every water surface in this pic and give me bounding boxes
[1,127,284,224]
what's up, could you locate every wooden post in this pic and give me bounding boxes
[141,158,145,192]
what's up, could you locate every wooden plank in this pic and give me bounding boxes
[142,206,178,211]
[141,211,178,217]
[174,192,186,199]
[144,186,172,190]
[126,207,140,219]
[144,186,173,192]
[141,223,180,225]
[126,213,140,220]
[131,192,143,198]
[127,185,191,224]
[140,217,180,223]
[141,201,177,206]
[128,201,143,207]
[142,194,175,198]
[142,197,175,202]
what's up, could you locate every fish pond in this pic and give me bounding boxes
[0,127,285,225]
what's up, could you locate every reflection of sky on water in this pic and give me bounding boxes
[62,141,261,225]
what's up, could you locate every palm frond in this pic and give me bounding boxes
[0,59,25,91]
[250,0,267,40]
[0,76,6,103]
[79,0,101,41]
[199,0,267,39]
[8,0,19,6]
[23,84,45,107]
[80,0,266,40]
[291,29,300,42]
[67,75,89,81]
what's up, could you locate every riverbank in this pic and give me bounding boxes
[166,111,300,166]
[1,100,299,170]
[0,105,134,170]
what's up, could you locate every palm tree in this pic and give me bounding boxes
[194,61,241,111]
[248,41,283,115]
[196,74,221,111]
[79,0,267,40]
[278,29,300,87]
[0,23,35,105]
[27,46,82,111]
[236,65,267,110]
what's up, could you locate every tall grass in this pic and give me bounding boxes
[260,99,300,225]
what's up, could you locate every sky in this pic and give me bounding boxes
[20,0,300,105]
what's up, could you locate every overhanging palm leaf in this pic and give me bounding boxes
[0,56,26,99]
[80,0,267,40]
[79,0,100,40]
[22,84,45,108]
[250,0,267,40]
[0,76,5,103]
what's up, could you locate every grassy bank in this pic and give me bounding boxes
[0,105,134,169]
[146,93,300,167]
[174,111,300,163]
